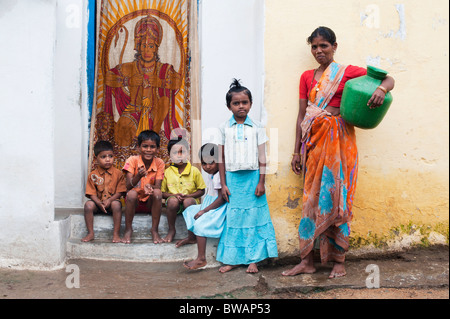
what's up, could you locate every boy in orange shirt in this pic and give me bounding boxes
[122,130,165,244]
[84,141,127,243]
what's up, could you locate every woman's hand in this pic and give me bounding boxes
[291,154,302,175]
[367,88,386,109]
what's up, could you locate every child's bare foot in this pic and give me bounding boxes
[281,261,316,276]
[163,229,176,243]
[81,233,94,242]
[175,237,196,248]
[121,229,133,244]
[151,230,164,244]
[112,234,121,243]
[219,265,239,273]
[183,259,207,270]
[246,263,258,273]
[328,262,346,279]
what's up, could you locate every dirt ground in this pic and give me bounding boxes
[0,245,448,300]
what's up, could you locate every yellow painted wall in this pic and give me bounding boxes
[264,0,449,256]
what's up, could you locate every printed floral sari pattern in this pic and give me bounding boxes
[299,62,358,263]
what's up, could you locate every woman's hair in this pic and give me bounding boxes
[199,143,219,163]
[307,26,337,45]
[225,78,252,108]
[137,130,160,147]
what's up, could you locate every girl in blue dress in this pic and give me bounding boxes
[216,79,278,273]
[176,143,227,270]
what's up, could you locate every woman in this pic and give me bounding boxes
[282,27,394,278]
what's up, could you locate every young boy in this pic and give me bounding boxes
[161,137,206,243]
[83,140,127,243]
[122,130,165,244]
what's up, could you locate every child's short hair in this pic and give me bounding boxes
[199,143,219,163]
[225,78,253,108]
[94,140,113,156]
[167,136,190,155]
[137,130,160,147]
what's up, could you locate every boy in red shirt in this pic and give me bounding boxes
[84,141,127,243]
[122,130,165,244]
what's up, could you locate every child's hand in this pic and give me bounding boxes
[96,202,107,214]
[221,186,230,202]
[175,193,184,201]
[102,198,112,210]
[194,210,206,220]
[255,183,265,197]
[137,165,147,178]
[144,184,154,195]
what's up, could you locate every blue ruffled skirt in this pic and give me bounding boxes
[216,170,278,265]
[183,194,227,238]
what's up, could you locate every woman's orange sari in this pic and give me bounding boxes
[299,62,358,263]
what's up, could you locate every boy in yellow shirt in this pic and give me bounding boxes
[162,137,206,243]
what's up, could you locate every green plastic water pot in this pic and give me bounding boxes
[341,65,393,129]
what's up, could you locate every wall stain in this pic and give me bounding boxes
[285,194,300,209]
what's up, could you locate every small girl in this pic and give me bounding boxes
[176,143,227,270]
[216,79,278,273]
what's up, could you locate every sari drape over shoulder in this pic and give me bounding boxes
[299,62,358,264]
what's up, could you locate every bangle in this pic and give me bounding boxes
[130,178,136,188]
[292,153,300,156]
[377,85,387,94]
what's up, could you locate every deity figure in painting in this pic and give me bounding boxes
[104,16,182,147]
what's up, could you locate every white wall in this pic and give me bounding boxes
[199,0,265,144]
[0,0,67,269]
[54,0,89,208]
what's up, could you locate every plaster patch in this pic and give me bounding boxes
[395,4,407,40]
[366,55,381,67]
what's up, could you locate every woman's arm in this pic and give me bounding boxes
[291,98,308,174]
[367,75,395,109]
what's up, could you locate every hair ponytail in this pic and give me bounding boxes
[225,78,253,108]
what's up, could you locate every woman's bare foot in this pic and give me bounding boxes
[175,237,197,248]
[246,263,258,273]
[163,229,176,243]
[219,265,239,273]
[151,229,164,244]
[328,262,346,279]
[281,261,316,276]
[183,259,207,270]
[81,233,94,242]
[121,229,133,244]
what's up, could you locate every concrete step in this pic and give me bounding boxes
[66,237,220,265]
[57,208,220,264]
[69,213,189,240]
